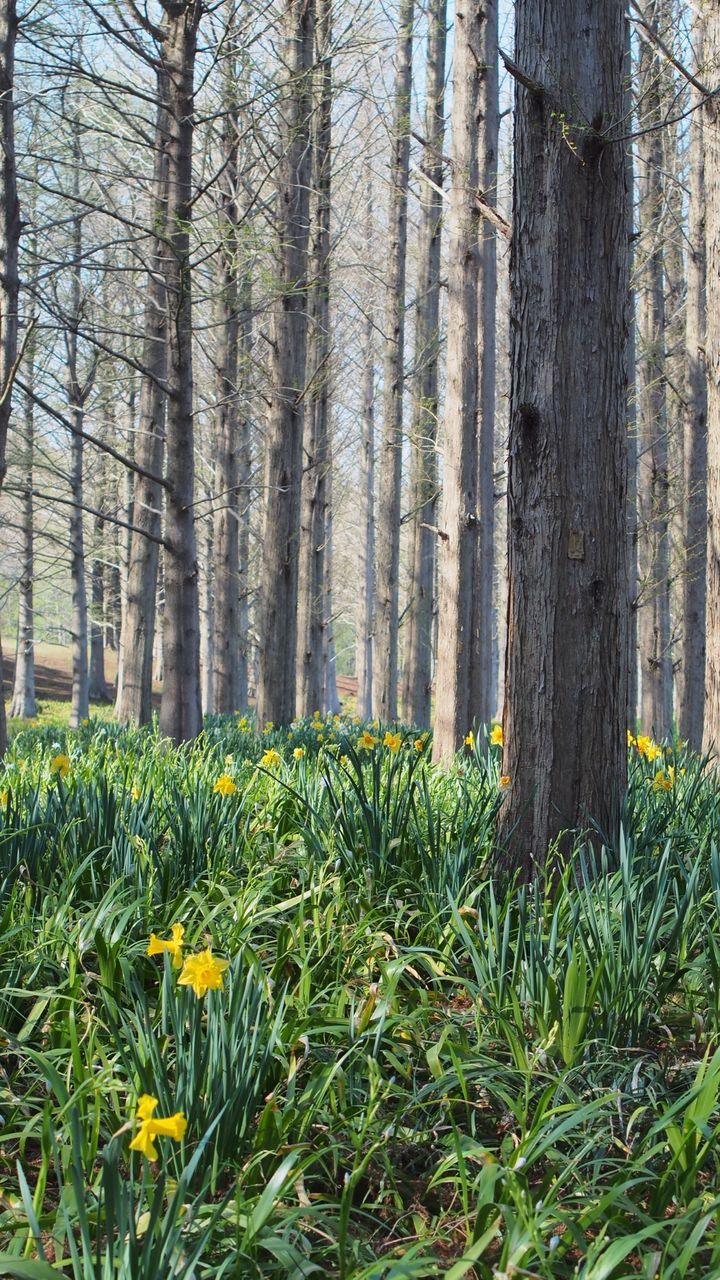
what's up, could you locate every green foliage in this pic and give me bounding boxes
[1,718,720,1275]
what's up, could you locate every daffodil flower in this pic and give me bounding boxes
[147,923,185,969]
[260,748,281,769]
[178,948,230,999]
[129,1094,187,1160]
[358,730,378,751]
[489,725,503,748]
[213,773,237,796]
[383,731,402,752]
[50,753,71,777]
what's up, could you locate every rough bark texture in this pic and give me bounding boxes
[678,17,707,751]
[372,0,413,723]
[469,0,500,728]
[703,8,720,755]
[115,79,169,725]
[66,173,90,730]
[88,451,110,703]
[356,179,375,721]
[0,0,20,751]
[296,0,332,718]
[432,0,482,762]
[625,16,639,730]
[401,0,445,728]
[10,322,37,719]
[496,0,629,875]
[636,6,673,739]
[199,518,214,714]
[158,0,203,743]
[257,0,314,728]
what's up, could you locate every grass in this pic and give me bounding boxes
[0,713,719,1277]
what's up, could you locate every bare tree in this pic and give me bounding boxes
[373,0,414,723]
[497,0,629,874]
[703,4,720,753]
[355,175,375,720]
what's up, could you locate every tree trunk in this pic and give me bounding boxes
[66,164,90,730]
[212,26,242,714]
[10,321,36,719]
[158,1,203,743]
[0,0,20,753]
[625,15,639,730]
[372,0,414,723]
[678,16,707,751]
[355,176,375,721]
[703,9,720,754]
[496,0,629,875]
[115,78,169,725]
[401,0,446,728]
[257,0,314,727]
[469,0,500,728]
[432,0,482,761]
[323,420,340,713]
[297,0,332,718]
[88,453,110,703]
[199,518,213,715]
[636,4,672,739]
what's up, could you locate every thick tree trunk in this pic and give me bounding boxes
[297,0,332,718]
[236,279,251,712]
[0,0,20,752]
[703,10,720,754]
[10,325,36,719]
[401,0,445,728]
[496,0,629,874]
[469,0,499,728]
[355,178,375,721]
[678,19,707,751]
[257,0,314,727]
[432,0,482,761]
[115,80,169,725]
[636,6,672,739]
[158,2,203,743]
[373,0,414,723]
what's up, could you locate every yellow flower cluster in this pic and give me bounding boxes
[632,734,663,762]
[50,753,71,777]
[213,772,237,796]
[261,748,281,769]
[129,1094,187,1160]
[293,746,305,759]
[147,927,230,998]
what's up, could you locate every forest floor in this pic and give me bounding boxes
[0,716,719,1276]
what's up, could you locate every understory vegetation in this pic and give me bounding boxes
[1,716,720,1277]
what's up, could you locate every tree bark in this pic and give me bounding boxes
[678,15,707,751]
[296,0,332,717]
[703,8,720,754]
[373,0,414,723]
[401,0,446,728]
[469,0,500,728]
[625,15,639,730]
[65,153,90,730]
[257,0,314,727]
[496,0,629,875]
[9,320,37,719]
[356,178,375,721]
[0,0,21,752]
[199,517,214,715]
[115,77,169,725]
[432,0,482,761]
[158,0,203,743]
[636,3,673,739]
[88,450,110,703]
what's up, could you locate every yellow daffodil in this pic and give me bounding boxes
[178,948,230,999]
[213,773,237,796]
[636,735,662,762]
[383,731,402,753]
[129,1094,187,1160]
[260,748,281,769]
[147,923,185,969]
[465,731,474,748]
[263,722,274,734]
[489,725,503,748]
[651,769,673,792]
[238,716,249,731]
[293,747,305,759]
[500,775,511,788]
[81,718,89,727]
[131,783,141,801]
[358,730,378,751]
[414,738,425,752]
[0,788,8,807]
[50,753,70,777]
[627,730,636,748]
[340,754,349,766]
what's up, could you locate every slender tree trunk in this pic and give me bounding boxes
[496,0,629,874]
[66,170,90,730]
[625,16,639,730]
[199,517,214,715]
[212,27,242,714]
[0,0,21,752]
[257,0,315,727]
[115,79,169,724]
[88,453,110,702]
[236,272,252,711]
[10,323,36,719]
[356,178,375,720]
[154,557,165,685]
[158,1,203,743]
[432,0,481,761]
[703,9,720,754]
[469,0,499,728]
[323,421,340,713]
[373,0,414,723]
[401,0,446,727]
[678,16,707,751]
[636,5,672,739]
[297,0,332,717]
